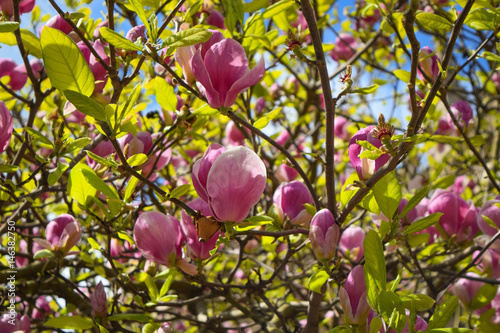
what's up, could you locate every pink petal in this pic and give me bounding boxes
[206,146,267,222]
[191,49,221,108]
[192,143,225,202]
[0,101,12,154]
[203,39,249,105]
[224,57,265,107]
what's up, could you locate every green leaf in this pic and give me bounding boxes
[128,0,152,40]
[364,229,386,291]
[369,316,383,333]
[340,172,360,207]
[68,164,98,207]
[98,324,110,333]
[45,315,95,329]
[469,134,486,146]
[378,291,406,332]
[153,77,177,111]
[0,21,19,32]
[127,153,148,167]
[222,0,244,34]
[86,151,118,168]
[64,90,107,121]
[100,27,143,51]
[65,137,92,154]
[465,8,500,30]
[0,29,42,58]
[144,275,159,301]
[307,270,329,293]
[358,149,383,160]
[373,171,402,220]
[416,12,453,31]
[170,184,191,199]
[159,269,177,298]
[116,83,142,128]
[427,296,459,329]
[236,216,273,231]
[482,215,499,230]
[403,213,442,235]
[361,190,380,216]
[243,0,268,12]
[25,127,54,147]
[394,69,410,83]
[365,267,379,310]
[41,27,95,95]
[191,103,218,116]
[254,107,282,129]
[142,323,161,333]
[351,84,379,95]
[88,237,101,250]
[81,168,120,199]
[432,175,456,189]
[162,28,212,51]
[429,135,462,144]
[0,164,19,173]
[262,0,294,19]
[400,185,430,220]
[401,294,435,311]
[107,313,152,322]
[118,231,135,245]
[34,249,56,260]
[329,325,351,333]
[48,163,69,186]
[124,173,141,201]
[481,51,500,62]
[470,284,498,310]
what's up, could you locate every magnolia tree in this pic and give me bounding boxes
[2,0,500,332]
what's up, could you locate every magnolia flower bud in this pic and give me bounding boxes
[273,181,313,226]
[453,273,484,310]
[348,126,390,181]
[450,100,473,128]
[192,144,267,223]
[126,25,146,43]
[157,323,172,333]
[428,189,478,243]
[418,47,440,83]
[0,101,13,154]
[91,282,107,319]
[309,209,339,261]
[0,313,30,333]
[339,265,371,325]
[339,225,365,263]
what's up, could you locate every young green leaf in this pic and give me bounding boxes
[81,168,120,199]
[403,213,442,235]
[364,229,386,291]
[41,27,95,95]
[373,171,402,221]
[416,12,453,31]
[100,27,143,51]
[427,296,459,329]
[162,28,213,52]
[64,90,107,121]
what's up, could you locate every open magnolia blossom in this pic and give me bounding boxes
[192,143,267,223]
[35,214,82,256]
[191,37,265,109]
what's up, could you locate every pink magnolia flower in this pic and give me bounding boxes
[175,30,225,86]
[453,273,484,310]
[40,15,73,36]
[339,225,365,263]
[348,126,390,181]
[191,38,265,109]
[275,163,298,182]
[91,282,107,319]
[204,8,225,30]
[255,97,266,115]
[371,198,426,228]
[93,20,108,39]
[428,189,478,243]
[78,40,110,94]
[17,58,45,80]
[180,199,220,260]
[334,116,351,141]
[32,296,52,320]
[474,249,500,278]
[192,143,267,223]
[476,199,500,250]
[224,120,249,146]
[126,25,146,43]
[134,211,197,275]
[449,175,475,194]
[0,58,27,90]
[0,313,30,332]
[450,100,473,128]
[418,46,440,83]
[309,209,340,261]
[157,323,172,333]
[0,101,13,154]
[0,0,35,18]
[118,132,172,177]
[86,140,116,169]
[273,181,314,226]
[35,214,82,255]
[339,265,371,325]
[330,33,357,62]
